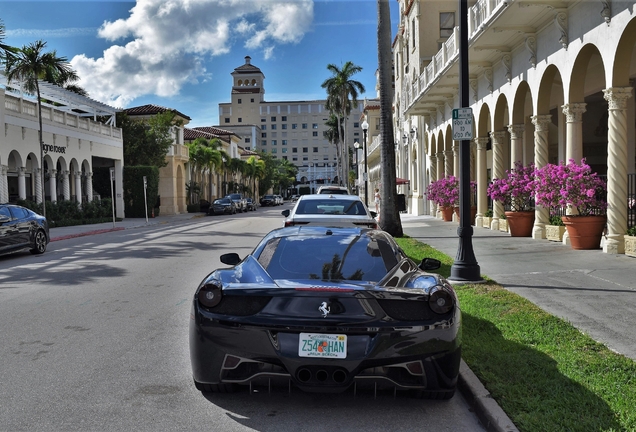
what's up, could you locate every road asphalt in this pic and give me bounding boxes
[48,210,635,432]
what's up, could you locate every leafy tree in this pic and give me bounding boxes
[377,0,403,236]
[4,39,79,217]
[321,61,365,186]
[187,137,222,202]
[118,111,180,167]
[323,113,344,182]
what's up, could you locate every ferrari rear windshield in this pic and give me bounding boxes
[257,233,397,282]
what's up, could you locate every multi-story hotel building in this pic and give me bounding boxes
[218,56,365,194]
[393,0,636,255]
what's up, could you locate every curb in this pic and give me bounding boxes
[458,360,519,432]
[50,227,125,242]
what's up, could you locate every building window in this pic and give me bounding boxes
[238,98,242,104]
[302,123,308,129]
[412,19,416,48]
[303,147,308,153]
[440,12,455,38]
[272,140,277,145]
[283,156,288,160]
[292,124,298,129]
[313,147,319,153]
[312,123,318,129]
[303,156,309,161]
[251,98,254,102]
[261,118,266,122]
[282,116,287,121]
[262,140,267,145]
[324,156,329,160]
[282,140,288,145]
[262,133,267,138]
[271,124,277,130]
[238,118,242,123]
[271,116,277,121]
[282,124,287,129]
[354,122,359,128]
[354,132,359,136]
[292,148,298,153]
[312,131,318,137]
[272,148,277,154]
[245,138,251,143]
[293,156,298,161]
[282,148,288,153]
[225,118,230,123]
[262,125,266,130]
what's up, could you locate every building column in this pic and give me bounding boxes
[508,124,525,165]
[429,154,438,215]
[86,172,94,202]
[34,168,42,204]
[61,170,70,201]
[475,137,489,227]
[603,87,633,254]
[444,150,453,179]
[562,103,587,163]
[452,142,460,176]
[532,115,552,239]
[17,167,27,200]
[437,151,445,217]
[0,165,8,203]
[75,173,83,205]
[490,131,507,230]
[49,169,58,203]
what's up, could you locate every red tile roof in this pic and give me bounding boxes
[124,104,191,120]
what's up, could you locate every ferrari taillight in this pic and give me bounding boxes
[197,281,223,308]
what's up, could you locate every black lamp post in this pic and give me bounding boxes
[361,120,369,207]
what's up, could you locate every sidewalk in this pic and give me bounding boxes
[399,213,636,361]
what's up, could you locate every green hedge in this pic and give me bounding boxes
[123,166,159,218]
[18,198,114,227]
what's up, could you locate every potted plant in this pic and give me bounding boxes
[426,176,459,222]
[452,181,478,224]
[535,159,607,250]
[482,209,493,228]
[487,162,536,236]
[499,213,509,232]
[545,215,566,242]
[625,226,636,258]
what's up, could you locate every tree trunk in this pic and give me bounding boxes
[377,0,402,236]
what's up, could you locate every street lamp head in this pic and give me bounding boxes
[354,141,360,149]
[410,127,417,139]
[402,134,408,144]
[361,120,369,131]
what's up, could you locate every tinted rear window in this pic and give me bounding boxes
[257,233,394,282]
[295,200,367,215]
[319,189,348,194]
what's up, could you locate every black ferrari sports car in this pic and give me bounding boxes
[189,226,461,399]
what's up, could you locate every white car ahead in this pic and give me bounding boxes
[281,194,378,228]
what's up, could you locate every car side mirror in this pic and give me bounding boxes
[419,258,441,271]
[281,209,290,217]
[369,211,377,218]
[220,253,241,266]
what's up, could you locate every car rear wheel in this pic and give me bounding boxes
[30,230,47,255]
[193,380,236,393]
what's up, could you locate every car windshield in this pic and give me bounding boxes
[264,195,274,199]
[228,194,241,199]
[215,198,230,204]
[257,233,393,282]
[294,199,367,216]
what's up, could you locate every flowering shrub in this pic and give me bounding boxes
[487,162,536,212]
[534,159,607,216]
[426,176,476,208]
[426,176,459,208]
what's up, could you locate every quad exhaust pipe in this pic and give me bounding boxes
[296,367,349,384]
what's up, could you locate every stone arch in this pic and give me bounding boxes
[477,102,492,138]
[511,81,534,166]
[410,143,418,191]
[536,64,564,166]
[56,156,70,201]
[493,93,511,172]
[238,79,243,86]
[612,17,636,87]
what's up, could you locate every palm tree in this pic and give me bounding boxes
[0,20,17,64]
[4,40,79,218]
[323,113,344,184]
[246,156,265,201]
[377,0,403,236]
[321,61,365,187]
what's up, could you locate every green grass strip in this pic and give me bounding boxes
[396,236,636,432]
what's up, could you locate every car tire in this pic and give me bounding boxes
[30,230,48,255]
[193,380,236,393]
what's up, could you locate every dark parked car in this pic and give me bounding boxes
[245,198,257,211]
[260,194,276,206]
[208,198,237,215]
[190,226,461,399]
[199,199,211,213]
[0,203,49,257]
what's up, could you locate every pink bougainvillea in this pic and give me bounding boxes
[534,159,607,216]
[426,176,475,208]
[487,162,536,212]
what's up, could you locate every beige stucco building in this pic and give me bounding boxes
[0,77,124,218]
[218,56,365,194]
[393,0,636,255]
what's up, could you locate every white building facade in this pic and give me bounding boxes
[1,80,124,218]
[395,0,636,255]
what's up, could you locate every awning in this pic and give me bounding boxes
[396,177,410,185]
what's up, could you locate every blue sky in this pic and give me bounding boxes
[1,0,400,127]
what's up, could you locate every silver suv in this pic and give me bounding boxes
[225,193,247,212]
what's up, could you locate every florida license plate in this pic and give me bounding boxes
[298,333,347,359]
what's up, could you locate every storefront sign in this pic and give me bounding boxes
[43,144,66,154]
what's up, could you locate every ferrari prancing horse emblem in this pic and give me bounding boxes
[318,301,330,318]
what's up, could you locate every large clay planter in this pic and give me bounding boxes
[453,206,477,225]
[440,207,454,222]
[546,225,566,242]
[562,215,606,250]
[505,211,534,237]
[625,235,636,258]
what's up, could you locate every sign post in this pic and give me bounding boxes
[109,168,116,228]
[143,176,148,224]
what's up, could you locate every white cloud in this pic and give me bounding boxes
[71,0,314,107]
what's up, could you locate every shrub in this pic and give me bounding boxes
[487,162,536,212]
